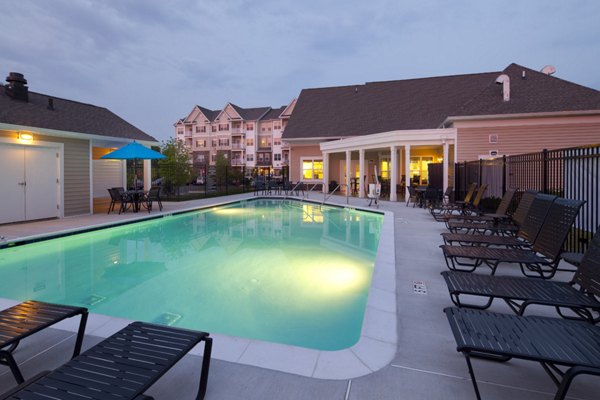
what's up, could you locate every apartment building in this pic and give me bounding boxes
[175,100,296,176]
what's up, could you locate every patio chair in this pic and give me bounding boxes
[406,185,418,207]
[441,225,600,321]
[442,189,516,227]
[444,307,600,400]
[440,197,585,279]
[445,189,538,235]
[441,192,554,248]
[0,300,88,384]
[430,183,477,220]
[108,187,134,214]
[0,321,213,400]
[145,185,163,212]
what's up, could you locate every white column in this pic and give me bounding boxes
[404,144,411,199]
[390,145,398,202]
[359,149,365,198]
[345,150,351,196]
[323,152,329,194]
[443,141,449,192]
[143,159,151,191]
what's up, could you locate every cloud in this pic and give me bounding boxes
[1,0,599,142]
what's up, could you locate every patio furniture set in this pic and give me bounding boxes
[108,186,163,214]
[428,186,600,399]
[0,300,212,399]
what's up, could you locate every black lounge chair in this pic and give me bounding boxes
[440,197,585,279]
[441,192,555,248]
[0,300,88,384]
[0,321,213,400]
[441,225,600,321]
[431,183,477,219]
[442,189,516,227]
[444,307,600,400]
[445,190,538,235]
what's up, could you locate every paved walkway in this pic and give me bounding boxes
[0,193,598,399]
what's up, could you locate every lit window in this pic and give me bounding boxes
[246,138,254,146]
[302,159,323,180]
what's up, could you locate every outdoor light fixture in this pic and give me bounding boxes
[18,131,34,142]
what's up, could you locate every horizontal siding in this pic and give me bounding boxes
[457,121,600,161]
[63,138,90,216]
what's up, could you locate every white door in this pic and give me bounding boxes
[0,144,60,224]
[0,144,26,224]
[25,146,60,221]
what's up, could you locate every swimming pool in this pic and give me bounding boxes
[0,199,383,351]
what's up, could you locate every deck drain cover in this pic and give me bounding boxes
[413,281,427,294]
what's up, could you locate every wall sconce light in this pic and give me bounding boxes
[18,131,34,142]
[437,157,444,163]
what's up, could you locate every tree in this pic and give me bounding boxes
[159,138,192,195]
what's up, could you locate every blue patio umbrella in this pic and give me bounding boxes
[101,141,165,188]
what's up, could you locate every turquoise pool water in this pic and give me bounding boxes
[0,199,383,350]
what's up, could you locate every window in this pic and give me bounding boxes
[212,139,217,147]
[246,138,254,146]
[274,153,281,161]
[211,126,217,132]
[219,138,230,146]
[200,126,206,133]
[218,124,229,131]
[273,137,281,146]
[259,137,271,148]
[197,154,205,162]
[211,154,217,162]
[246,154,254,162]
[274,123,281,130]
[246,123,254,131]
[195,139,206,148]
[302,159,323,180]
[177,129,183,135]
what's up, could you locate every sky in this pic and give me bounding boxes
[1,0,599,143]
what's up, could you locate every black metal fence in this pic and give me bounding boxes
[454,144,600,253]
[151,162,290,200]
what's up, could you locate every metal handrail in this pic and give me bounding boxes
[323,184,341,204]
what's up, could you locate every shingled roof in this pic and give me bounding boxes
[262,106,287,120]
[230,103,271,120]
[197,106,220,122]
[0,84,156,142]
[283,63,600,140]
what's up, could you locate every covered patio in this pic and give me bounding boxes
[319,128,456,201]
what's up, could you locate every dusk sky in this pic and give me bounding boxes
[2,0,599,143]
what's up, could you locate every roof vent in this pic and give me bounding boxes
[47,98,54,110]
[5,72,29,102]
[495,74,510,102]
[354,87,358,94]
[540,65,556,75]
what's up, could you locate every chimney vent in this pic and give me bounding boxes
[540,65,556,75]
[495,74,510,102]
[47,98,54,110]
[5,72,29,102]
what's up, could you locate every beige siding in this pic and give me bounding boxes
[454,116,600,161]
[289,144,321,181]
[62,137,90,216]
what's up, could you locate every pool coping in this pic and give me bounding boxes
[0,196,397,380]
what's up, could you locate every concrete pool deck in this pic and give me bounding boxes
[1,192,599,399]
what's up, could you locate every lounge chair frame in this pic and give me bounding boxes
[0,300,88,384]
[0,321,213,400]
[440,197,585,279]
[444,307,600,400]
[442,189,515,227]
[441,193,555,248]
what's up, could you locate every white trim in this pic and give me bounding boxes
[89,140,93,214]
[320,128,457,152]
[442,109,600,127]
[0,123,159,146]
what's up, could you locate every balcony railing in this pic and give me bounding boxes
[231,143,244,150]
[231,159,246,166]
[256,160,271,166]
[231,128,244,135]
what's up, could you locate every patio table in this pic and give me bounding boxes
[125,189,147,213]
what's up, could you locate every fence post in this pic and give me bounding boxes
[542,149,548,194]
[502,155,507,194]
